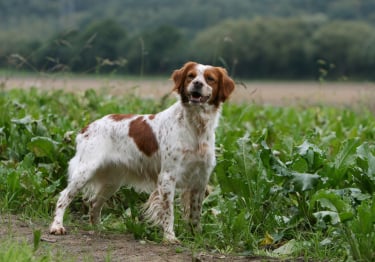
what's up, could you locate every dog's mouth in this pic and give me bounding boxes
[188,91,211,104]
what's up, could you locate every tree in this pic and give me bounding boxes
[192,17,323,78]
[313,21,375,78]
[73,19,127,72]
[123,25,185,75]
[31,30,81,72]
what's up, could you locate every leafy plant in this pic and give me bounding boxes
[1,88,375,260]
[343,196,375,261]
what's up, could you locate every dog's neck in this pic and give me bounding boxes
[179,101,221,137]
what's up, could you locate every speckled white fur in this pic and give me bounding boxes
[49,62,235,243]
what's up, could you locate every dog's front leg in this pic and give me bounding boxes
[144,171,179,243]
[182,186,206,234]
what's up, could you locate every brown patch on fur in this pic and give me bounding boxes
[218,67,235,102]
[148,114,156,120]
[171,62,235,107]
[109,114,134,121]
[128,116,159,157]
[171,61,198,103]
[181,142,209,156]
[80,124,89,134]
[198,142,209,155]
[163,199,170,210]
[163,192,169,201]
[207,67,235,107]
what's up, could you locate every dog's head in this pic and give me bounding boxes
[172,62,235,107]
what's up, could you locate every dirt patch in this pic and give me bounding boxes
[2,75,375,106]
[0,214,264,261]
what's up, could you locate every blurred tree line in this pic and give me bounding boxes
[1,0,375,79]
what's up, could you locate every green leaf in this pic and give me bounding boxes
[310,189,354,223]
[232,210,248,234]
[7,171,21,192]
[273,239,299,255]
[11,115,34,125]
[356,142,375,181]
[309,150,325,172]
[11,115,36,133]
[290,157,308,173]
[27,136,59,159]
[291,172,320,192]
[355,196,375,233]
[313,211,340,225]
[343,196,375,261]
[33,229,41,251]
[297,140,323,156]
[334,138,360,173]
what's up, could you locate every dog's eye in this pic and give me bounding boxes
[206,76,216,82]
[187,73,195,79]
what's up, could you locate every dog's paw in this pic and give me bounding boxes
[49,224,67,235]
[163,232,180,244]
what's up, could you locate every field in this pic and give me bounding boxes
[3,75,375,106]
[1,75,375,261]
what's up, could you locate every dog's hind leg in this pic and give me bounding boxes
[143,171,179,243]
[88,183,121,224]
[49,161,99,235]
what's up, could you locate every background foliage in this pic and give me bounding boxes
[1,0,375,79]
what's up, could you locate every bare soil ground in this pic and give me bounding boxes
[2,75,375,106]
[1,75,374,261]
[0,214,266,261]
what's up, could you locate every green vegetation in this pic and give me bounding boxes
[1,87,375,261]
[1,0,375,79]
[0,237,67,262]
[1,0,375,36]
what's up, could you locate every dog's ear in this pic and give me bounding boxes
[172,61,197,94]
[218,67,235,102]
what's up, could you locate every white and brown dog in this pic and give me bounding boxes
[50,61,235,243]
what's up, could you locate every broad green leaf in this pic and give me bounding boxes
[273,239,298,255]
[355,196,375,233]
[313,211,340,225]
[294,140,325,172]
[334,138,360,173]
[310,189,354,222]
[291,172,320,192]
[297,140,323,156]
[11,115,36,133]
[11,115,34,125]
[290,157,308,173]
[311,190,349,212]
[334,188,370,202]
[27,136,59,159]
[19,153,35,169]
[343,197,375,261]
[356,142,375,181]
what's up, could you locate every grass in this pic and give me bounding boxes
[1,86,375,261]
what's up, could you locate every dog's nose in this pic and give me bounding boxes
[193,80,203,89]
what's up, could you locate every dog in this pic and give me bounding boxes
[49,61,235,243]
